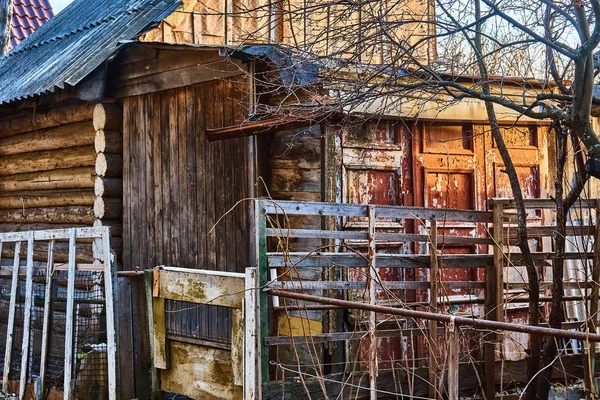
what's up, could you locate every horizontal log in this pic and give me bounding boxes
[1,242,93,263]
[0,167,96,192]
[0,121,96,155]
[93,219,123,238]
[0,190,96,209]
[0,146,97,176]
[94,177,123,198]
[93,103,122,131]
[0,206,95,224]
[0,102,95,137]
[93,197,122,220]
[95,130,123,153]
[95,153,123,178]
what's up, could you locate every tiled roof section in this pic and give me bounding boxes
[10,0,54,50]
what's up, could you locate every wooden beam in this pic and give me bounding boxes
[206,116,320,141]
[156,267,245,308]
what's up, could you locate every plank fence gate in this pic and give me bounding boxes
[0,227,117,400]
[145,199,600,400]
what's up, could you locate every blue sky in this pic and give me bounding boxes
[49,0,73,13]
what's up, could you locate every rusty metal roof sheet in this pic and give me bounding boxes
[0,0,181,105]
[10,0,54,50]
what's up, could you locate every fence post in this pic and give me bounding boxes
[428,218,438,399]
[367,205,378,400]
[485,199,506,400]
[448,318,459,400]
[255,200,269,387]
[245,267,260,399]
[589,199,600,398]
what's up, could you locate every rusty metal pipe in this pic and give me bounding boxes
[267,289,600,342]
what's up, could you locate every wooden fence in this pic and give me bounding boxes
[0,227,117,400]
[146,266,260,400]
[255,198,600,400]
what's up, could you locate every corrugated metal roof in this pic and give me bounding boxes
[10,0,54,50]
[0,0,181,104]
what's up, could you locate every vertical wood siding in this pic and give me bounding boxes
[122,78,250,398]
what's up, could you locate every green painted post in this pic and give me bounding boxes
[255,200,269,384]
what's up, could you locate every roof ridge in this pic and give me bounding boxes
[5,5,149,58]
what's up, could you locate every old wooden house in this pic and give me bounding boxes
[0,0,597,399]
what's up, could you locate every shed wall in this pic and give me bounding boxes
[122,78,252,398]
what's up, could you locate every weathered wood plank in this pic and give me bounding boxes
[261,200,493,222]
[102,228,117,400]
[266,228,493,245]
[1,241,19,393]
[63,229,77,399]
[39,240,54,392]
[156,267,245,307]
[267,280,485,290]
[0,167,96,192]
[231,308,244,387]
[18,233,34,400]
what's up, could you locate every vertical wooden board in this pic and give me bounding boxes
[177,88,189,268]
[64,229,77,399]
[19,233,34,400]
[116,276,135,400]
[244,267,259,399]
[231,308,244,386]
[122,98,132,271]
[195,83,207,268]
[146,94,157,269]
[204,82,217,270]
[151,92,164,265]
[168,90,181,266]
[39,240,54,392]
[152,296,167,369]
[2,241,20,394]
[213,80,227,272]
[103,228,118,400]
[223,82,236,273]
[160,90,172,266]
[185,86,198,269]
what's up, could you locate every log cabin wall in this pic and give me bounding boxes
[121,78,251,398]
[0,101,123,263]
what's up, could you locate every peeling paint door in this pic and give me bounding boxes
[415,123,487,298]
[483,124,550,360]
[342,120,413,366]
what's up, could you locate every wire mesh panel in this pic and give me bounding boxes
[0,228,117,400]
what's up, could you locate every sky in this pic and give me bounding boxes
[49,0,74,14]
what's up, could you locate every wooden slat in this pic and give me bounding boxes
[18,233,34,400]
[231,309,243,387]
[0,227,104,242]
[102,228,117,400]
[261,200,493,222]
[266,228,493,245]
[156,267,245,307]
[244,267,259,399]
[144,270,161,400]
[63,228,76,400]
[367,206,377,400]
[267,280,485,290]
[2,240,20,393]
[267,252,495,268]
[39,239,53,391]
[428,220,439,399]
